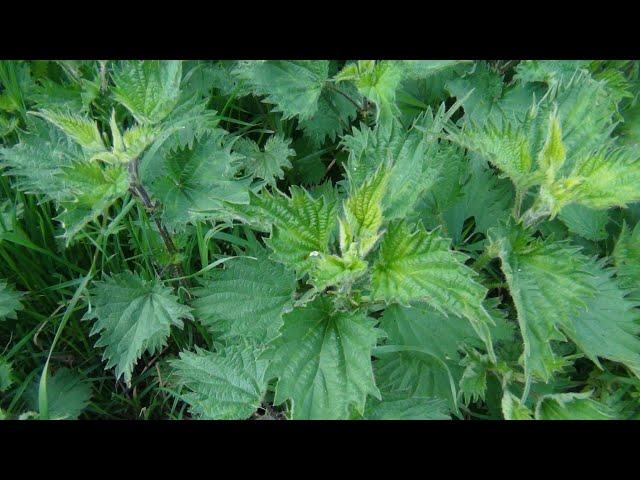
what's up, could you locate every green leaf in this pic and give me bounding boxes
[233,186,337,276]
[534,392,617,420]
[310,252,368,291]
[372,221,495,355]
[557,203,609,241]
[490,226,598,381]
[375,301,511,411]
[399,60,471,79]
[27,368,91,420]
[146,130,251,231]
[234,60,329,120]
[299,83,359,147]
[234,134,295,187]
[342,107,453,220]
[613,221,640,299]
[112,60,183,125]
[34,108,106,154]
[514,60,590,86]
[338,60,403,122]
[0,123,80,201]
[342,166,389,256]
[446,61,504,125]
[0,280,23,321]
[560,146,640,210]
[84,271,193,385]
[192,255,296,344]
[57,162,130,243]
[269,297,380,419]
[562,264,640,376]
[501,390,533,420]
[363,393,450,420]
[420,154,514,244]
[171,345,268,420]
[0,358,14,392]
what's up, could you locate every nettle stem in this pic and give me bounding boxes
[127,157,184,280]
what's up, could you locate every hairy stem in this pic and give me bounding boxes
[127,157,185,281]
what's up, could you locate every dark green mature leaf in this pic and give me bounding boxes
[234,60,329,120]
[563,265,640,376]
[375,301,512,411]
[192,255,296,343]
[27,368,91,420]
[84,272,193,385]
[0,358,13,392]
[557,204,609,241]
[0,280,23,321]
[146,130,250,230]
[269,297,380,419]
[613,221,640,299]
[446,61,504,125]
[299,83,359,147]
[171,345,268,420]
[363,393,450,420]
[234,134,295,187]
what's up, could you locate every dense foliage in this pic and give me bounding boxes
[1,59,639,420]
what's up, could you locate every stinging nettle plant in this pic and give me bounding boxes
[1,59,640,420]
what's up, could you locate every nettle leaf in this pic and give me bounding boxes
[613,221,640,299]
[192,255,296,344]
[514,60,590,86]
[420,154,514,245]
[0,358,14,392]
[399,60,471,79]
[299,82,359,147]
[534,392,617,420]
[234,134,295,187]
[342,107,452,220]
[57,162,129,243]
[171,345,268,420]
[336,60,404,121]
[375,301,512,411]
[27,368,91,420]
[557,203,609,241]
[146,130,250,231]
[0,280,23,321]
[501,390,534,420]
[233,186,337,276]
[0,123,80,201]
[269,297,380,419]
[234,60,329,120]
[490,226,598,381]
[559,146,640,210]
[0,122,129,244]
[563,264,640,377]
[111,60,182,125]
[84,271,193,385]
[34,108,106,154]
[450,118,535,192]
[342,166,389,256]
[363,393,450,420]
[446,61,504,125]
[372,221,495,355]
